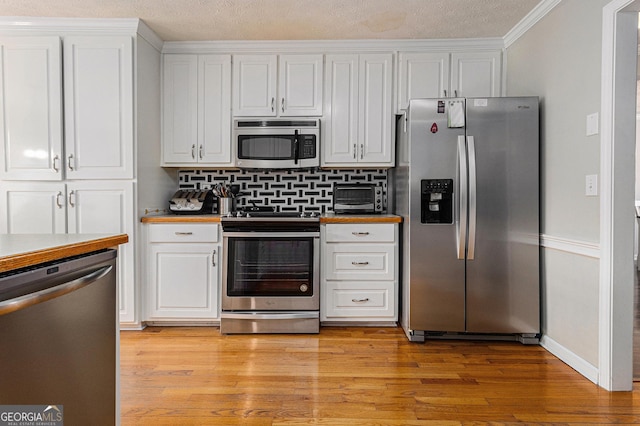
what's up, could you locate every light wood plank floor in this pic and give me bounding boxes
[121,326,640,425]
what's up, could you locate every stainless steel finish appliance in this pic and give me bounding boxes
[233,119,320,169]
[332,183,383,214]
[221,210,320,333]
[169,189,215,214]
[0,249,118,424]
[394,97,540,343]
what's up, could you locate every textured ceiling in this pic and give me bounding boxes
[0,0,543,41]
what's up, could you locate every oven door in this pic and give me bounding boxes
[222,231,320,311]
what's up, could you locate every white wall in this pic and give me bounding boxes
[506,0,609,371]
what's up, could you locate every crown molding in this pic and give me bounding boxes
[503,0,562,48]
[161,37,504,54]
[136,19,163,52]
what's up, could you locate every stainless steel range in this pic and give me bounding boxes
[220,208,320,334]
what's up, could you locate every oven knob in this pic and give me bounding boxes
[300,284,309,293]
[300,211,306,218]
[236,211,242,217]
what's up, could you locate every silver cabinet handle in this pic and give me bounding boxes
[212,249,217,267]
[68,153,74,170]
[191,144,196,159]
[52,155,60,172]
[68,190,75,207]
[55,191,63,208]
[454,90,458,98]
[352,298,369,303]
[199,144,204,159]
[281,97,285,113]
[360,144,364,160]
[352,232,370,236]
[353,143,357,159]
[271,97,275,113]
[444,89,447,97]
[351,261,369,266]
[174,232,193,236]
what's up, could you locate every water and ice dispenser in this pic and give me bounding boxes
[421,179,454,224]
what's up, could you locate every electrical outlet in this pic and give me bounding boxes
[586,113,599,136]
[585,174,598,196]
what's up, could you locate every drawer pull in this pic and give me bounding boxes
[352,298,370,303]
[175,232,193,236]
[351,261,369,266]
[352,232,370,236]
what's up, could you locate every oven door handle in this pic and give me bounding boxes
[221,312,319,320]
[223,232,319,238]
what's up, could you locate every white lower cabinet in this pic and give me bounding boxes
[321,223,398,323]
[146,223,220,321]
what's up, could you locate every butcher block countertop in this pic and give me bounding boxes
[140,214,402,224]
[0,234,129,273]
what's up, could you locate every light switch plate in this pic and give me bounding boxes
[586,113,599,136]
[586,174,598,196]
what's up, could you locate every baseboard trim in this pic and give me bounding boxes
[541,234,600,259]
[540,334,599,385]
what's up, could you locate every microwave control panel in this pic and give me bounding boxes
[298,135,317,159]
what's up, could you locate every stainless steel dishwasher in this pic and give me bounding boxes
[0,249,118,425]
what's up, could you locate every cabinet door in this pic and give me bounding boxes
[397,52,450,111]
[323,54,358,165]
[148,243,219,319]
[359,54,393,165]
[199,55,232,165]
[279,54,323,116]
[232,54,277,116]
[63,36,134,179]
[0,182,66,234]
[0,37,63,181]
[162,54,198,164]
[66,181,135,323]
[450,51,501,98]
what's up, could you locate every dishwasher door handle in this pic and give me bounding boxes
[0,265,113,316]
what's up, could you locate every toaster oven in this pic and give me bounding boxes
[332,183,383,214]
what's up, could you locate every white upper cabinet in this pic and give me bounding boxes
[0,36,135,181]
[323,53,393,167]
[0,37,63,181]
[397,52,449,110]
[450,51,501,98]
[162,54,232,166]
[397,50,502,111]
[233,54,322,117]
[64,36,134,179]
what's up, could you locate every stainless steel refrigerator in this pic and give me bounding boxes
[394,97,540,343]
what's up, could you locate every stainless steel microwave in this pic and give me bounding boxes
[233,119,320,169]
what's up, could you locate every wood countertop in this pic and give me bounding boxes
[141,214,402,224]
[0,234,129,273]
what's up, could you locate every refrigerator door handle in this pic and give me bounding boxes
[467,136,477,260]
[457,135,468,260]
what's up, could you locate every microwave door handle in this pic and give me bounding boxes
[294,130,299,165]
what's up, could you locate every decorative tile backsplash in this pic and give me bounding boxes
[178,169,388,213]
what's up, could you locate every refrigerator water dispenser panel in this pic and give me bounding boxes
[421,179,454,224]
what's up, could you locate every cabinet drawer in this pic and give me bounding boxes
[325,223,395,243]
[323,281,396,319]
[325,243,395,280]
[148,223,219,243]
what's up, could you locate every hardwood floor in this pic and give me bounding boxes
[120,326,640,425]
